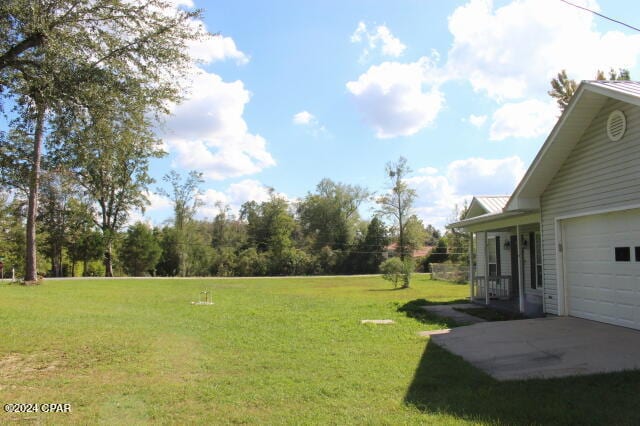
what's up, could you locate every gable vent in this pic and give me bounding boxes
[607,110,626,142]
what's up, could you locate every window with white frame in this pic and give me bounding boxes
[487,237,497,276]
[535,232,543,288]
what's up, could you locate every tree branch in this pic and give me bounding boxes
[0,33,46,71]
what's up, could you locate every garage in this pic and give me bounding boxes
[563,209,640,330]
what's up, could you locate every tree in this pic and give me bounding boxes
[355,216,389,273]
[424,224,441,246]
[298,178,370,251]
[376,157,417,262]
[596,68,631,81]
[211,203,247,250]
[157,170,204,277]
[404,215,427,254]
[50,99,165,276]
[548,70,578,111]
[0,191,26,277]
[121,222,161,276]
[424,238,448,272]
[241,194,297,275]
[380,257,414,289]
[550,68,631,112]
[155,227,180,277]
[0,0,205,281]
[445,202,471,264]
[68,228,103,277]
[38,170,76,276]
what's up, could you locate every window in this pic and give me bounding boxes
[615,247,631,262]
[636,247,640,262]
[528,232,543,290]
[535,232,543,288]
[487,237,497,276]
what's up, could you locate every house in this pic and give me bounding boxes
[449,80,640,327]
[384,242,433,259]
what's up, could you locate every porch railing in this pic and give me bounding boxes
[473,275,512,300]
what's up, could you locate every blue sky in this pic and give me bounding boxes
[143,0,640,229]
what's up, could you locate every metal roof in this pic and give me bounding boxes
[474,196,510,214]
[587,80,640,98]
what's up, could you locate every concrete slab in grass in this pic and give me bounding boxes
[430,316,640,380]
[420,303,487,325]
[361,319,395,324]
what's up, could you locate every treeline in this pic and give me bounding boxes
[0,173,468,278]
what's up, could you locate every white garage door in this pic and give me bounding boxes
[563,209,640,330]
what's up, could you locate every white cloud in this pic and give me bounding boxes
[154,2,268,181]
[351,22,406,61]
[446,0,640,100]
[406,156,526,229]
[126,192,173,227]
[292,110,329,137]
[162,69,276,180]
[446,156,526,195]
[293,110,315,125]
[139,179,278,222]
[468,114,487,127]
[198,188,230,218]
[346,56,445,138]
[489,99,557,141]
[165,0,195,8]
[417,166,439,175]
[188,33,249,65]
[198,180,278,219]
[227,179,274,205]
[146,192,173,212]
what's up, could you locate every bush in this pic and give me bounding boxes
[380,257,415,288]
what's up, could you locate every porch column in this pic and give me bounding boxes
[516,225,525,313]
[468,232,474,301]
[484,232,490,306]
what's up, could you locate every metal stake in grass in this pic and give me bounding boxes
[192,290,213,305]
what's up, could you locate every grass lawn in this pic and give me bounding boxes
[1,275,640,425]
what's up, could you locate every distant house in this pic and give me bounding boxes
[449,81,640,328]
[384,243,433,259]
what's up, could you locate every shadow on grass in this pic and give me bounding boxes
[405,340,640,425]
[367,288,410,292]
[396,299,467,329]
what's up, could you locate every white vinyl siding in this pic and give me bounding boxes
[541,99,640,314]
[475,231,511,278]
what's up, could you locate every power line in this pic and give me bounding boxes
[559,0,640,33]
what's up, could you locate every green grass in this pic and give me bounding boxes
[1,275,640,425]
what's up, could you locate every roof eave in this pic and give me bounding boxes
[504,81,630,211]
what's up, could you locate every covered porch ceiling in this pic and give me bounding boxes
[448,211,540,233]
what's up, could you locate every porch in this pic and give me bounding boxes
[471,274,519,312]
[462,219,543,316]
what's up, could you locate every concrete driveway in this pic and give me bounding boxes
[428,316,640,381]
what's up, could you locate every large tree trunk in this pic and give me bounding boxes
[104,239,114,277]
[25,100,45,282]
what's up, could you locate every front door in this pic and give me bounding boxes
[510,235,519,297]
